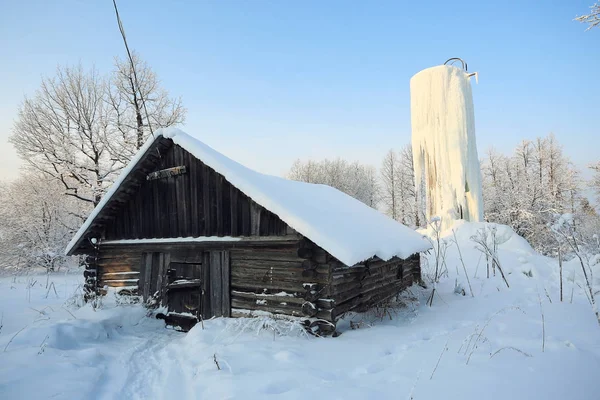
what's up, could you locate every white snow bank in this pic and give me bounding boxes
[5,225,600,399]
[438,220,536,256]
[411,65,484,230]
[67,129,431,265]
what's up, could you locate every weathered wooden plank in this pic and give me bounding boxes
[98,279,140,288]
[240,194,250,236]
[231,280,308,293]
[137,253,146,296]
[143,253,153,301]
[229,246,303,261]
[208,165,218,236]
[250,200,261,236]
[231,290,303,305]
[97,254,142,263]
[128,195,137,238]
[158,252,169,304]
[231,269,330,285]
[97,265,141,275]
[189,152,199,237]
[173,148,184,237]
[146,165,187,181]
[159,179,169,237]
[222,180,231,236]
[231,298,304,316]
[202,251,211,319]
[230,184,238,236]
[216,175,223,236]
[150,252,161,296]
[202,164,211,234]
[168,175,178,237]
[222,250,230,317]
[100,271,139,280]
[230,259,304,269]
[154,178,164,238]
[210,251,223,316]
[230,260,327,274]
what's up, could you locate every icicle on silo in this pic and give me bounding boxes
[410,58,484,230]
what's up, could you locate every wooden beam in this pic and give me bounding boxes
[147,166,187,181]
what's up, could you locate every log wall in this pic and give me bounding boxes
[229,244,332,322]
[89,239,421,335]
[292,239,421,328]
[328,254,420,317]
[94,244,143,295]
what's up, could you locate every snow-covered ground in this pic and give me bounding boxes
[1,222,599,399]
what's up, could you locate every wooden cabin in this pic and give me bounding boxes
[66,129,430,335]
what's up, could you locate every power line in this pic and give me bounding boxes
[111,0,155,141]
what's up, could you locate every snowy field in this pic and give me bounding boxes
[1,222,599,400]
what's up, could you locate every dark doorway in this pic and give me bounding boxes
[140,249,231,329]
[165,262,203,318]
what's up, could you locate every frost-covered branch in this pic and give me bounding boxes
[575,3,600,30]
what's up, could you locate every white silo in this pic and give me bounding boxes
[410,58,483,230]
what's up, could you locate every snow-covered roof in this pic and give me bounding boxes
[65,128,431,265]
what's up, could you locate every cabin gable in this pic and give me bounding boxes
[96,139,290,243]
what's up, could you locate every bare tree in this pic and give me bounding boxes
[363,165,380,208]
[380,147,419,226]
[381,150,400,220]
[10,65,117,207]
[107,51,186,162]
[399,145,420,227]
[575,3,600,30]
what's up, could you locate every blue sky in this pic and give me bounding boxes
[0,0,598,180]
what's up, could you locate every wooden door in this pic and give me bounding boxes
[140,249,230,321]
[165,262,203,318]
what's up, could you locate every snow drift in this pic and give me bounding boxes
[5,223,600,399]
[411,64,484,230]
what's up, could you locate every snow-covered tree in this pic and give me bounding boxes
[287,158,379,208]
[10,64,117,208]
[0,173,83,272]
[576,2,600,30]
[10,57,186,208]
[481,134,582,254]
